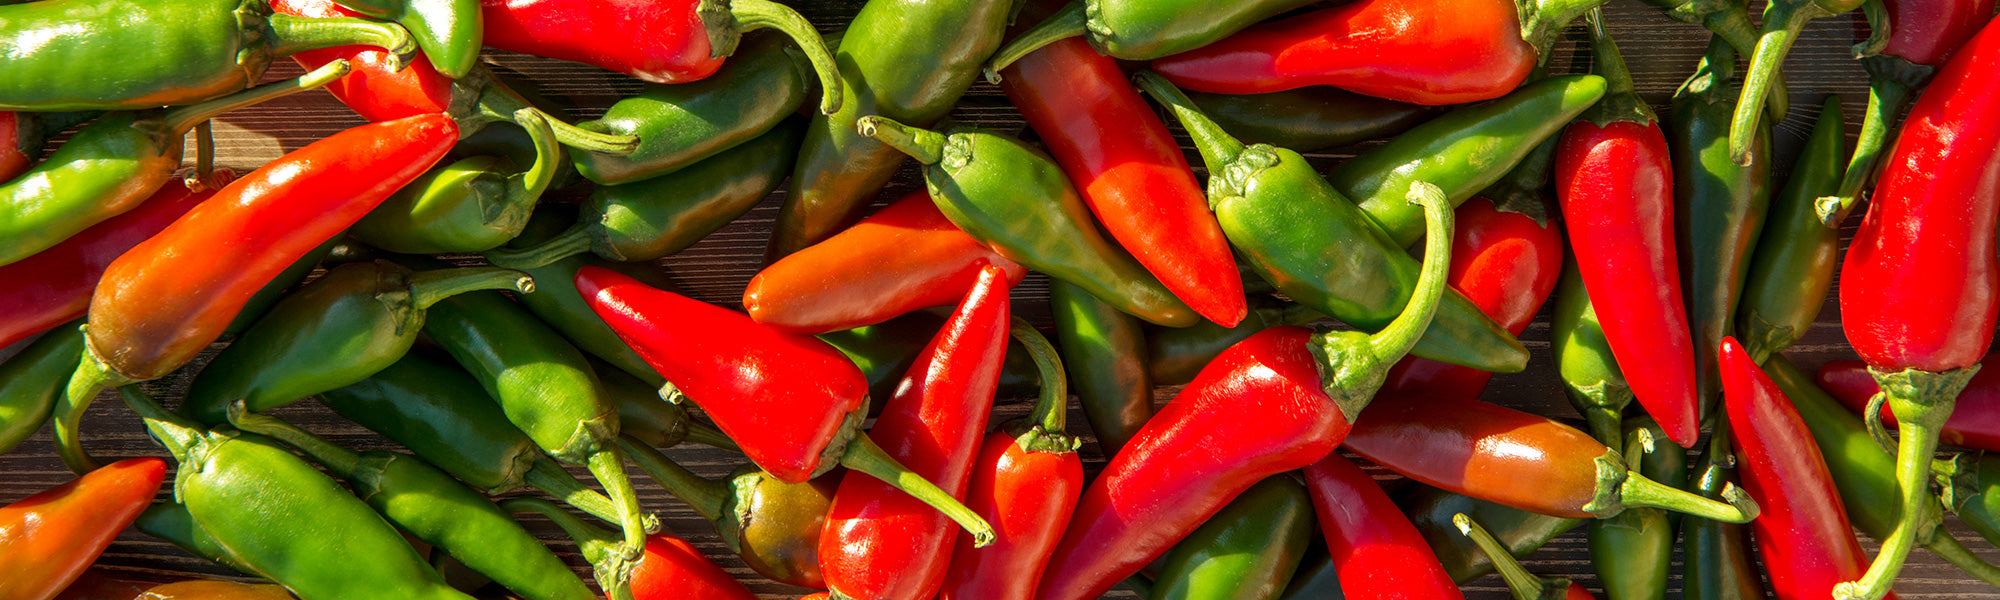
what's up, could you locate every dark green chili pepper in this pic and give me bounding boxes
[1672,36,1772,418]
[984,0,1319,69]
[1145,296,1318,387]
[571,33,813,186]
[1276,545,1345,600]
[1133,70,1528,373]
[1327,75,1609,249]
[1635,0,1788,118]
[816,308,1041,408]
[1184,87,1435,153]
[1049,279,1153,458]
[226,405,596,600]
[1680,424,1767,600]
[181,260,533,425]
[1736,95,1846,363]
[1589,417,1684,600]
[1393,483,1584,583]
[219,235,341,341]
[117,386,474,600]
[1150,475,1314,600]
[0,321,83,455]
[857,116,1198,328]
[348,108,562,254]
[1551,260,1631,446]
[618,437,841,589]
[0,0,410,111]
[595,357,737,452]
[133,501,255,575]
[329,0,479,78]
[1946,453,2000,549]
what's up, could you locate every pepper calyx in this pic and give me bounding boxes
[1307,331,1386,425]
[1213,145,1280,205]
[1582,449,1632,518]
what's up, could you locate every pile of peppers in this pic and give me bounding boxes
[4,1,2000,599]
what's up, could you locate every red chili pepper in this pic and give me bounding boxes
[1819,357,2000,451]
[1718,338,1886,600]
[998,5,1244,327]
[1382,196,1563,398]
[0,170,234,350]
[0,457,167,600]
[1836,17,2000,599]
[1304,453,1464,600]
[819,265,1014,600]
[1879,0,1996,69]
[744,190,1025,335]
[629,534,756,600]
[55,113,458,474]
[1147,0,1536,105]
[479,0,844,113]
[0,112,27,183]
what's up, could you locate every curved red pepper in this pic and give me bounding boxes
[999,15,1244,327]
[1718,338,1886,600]
[1305,453,1465,600]
[1819,357,2000,451]
[1382,196,1563,399]
[744,190,1026,335]
[0,457,167,600]
[0,170,234,350]
[1148,0,1535,105]
[819,265,1014,600]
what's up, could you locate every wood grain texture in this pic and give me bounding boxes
[3,0,1997,598]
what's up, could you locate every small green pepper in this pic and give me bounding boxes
[1589,418,1685,600]
[1736,95,1846,363]
[1551,260,1631,446]
[329,0,480,78]
[1049,280,1153,458]
[0,322,83,455]
[1151,475,1314,600]
[348,109,562,254]
[1186,87,1434,153]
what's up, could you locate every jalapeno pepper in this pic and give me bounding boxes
[1048,278,1152,458]
[1455,514,1597,600]
[619,438,840,589]
[1588,418,1683,600]
[347,110,561,254]
[1151,475,1314,600]
[1146,296,1319,387]
[1737,94,1847,363]
[1394,484,1583,584]
[984,0,1320,71]
[1185,88,1432,154]
[500,497,756,600]
[1305,454,1463,600]
[0,456,165,600]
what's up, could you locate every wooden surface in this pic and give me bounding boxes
[4,0,1999,598]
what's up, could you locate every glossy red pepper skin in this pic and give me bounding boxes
[0,170,233,350]
[1305,453,1465,600]
[480,0,725,84]
[1382,197,1562,398]
[937,431,1084,600]
[1344,394,1605,517]
[999,18,1244,327]
[281,0,449,121]
[745,190,1026,335]
[819,265,1013,600]
[629,534,758,600]
[1148,0,1535,105]
[0,457,166,600]
[1819,357,2000,451]
[1718,338,1886,600]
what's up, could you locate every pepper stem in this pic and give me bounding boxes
[225,400,367,479]
[1455,513,1574,600]
[1006,318,1079,454]
[474,84,641,156]
[587,447,650,560]
[56,339,139,474]
[406,266,534,310]
[115,386,203,463]
[707,0,845,114]
[1518,0,1612,63]
[1367,182,1453,362]
[1835,365,1980,600]
[163,60,352,135]
[1577,9,1655,127]
[265,12,415,58]
[684,423,741,452]
[1728,1,1825,165]
[982,0,1087,83]
[525,456,663,534]
[1132,71,1247,177]
[499,108,562,219]
[486,223,591,270]
[855,116,946,166]
[1819,58,1928,227]
[1926,533,2000,586]
[186,120,216,191]
[1854,0,1890,57]
[838,434,996,546]
[1698,2,1788,117]
[617,435,728,524]
[498,496,639,600]
[1615,465,1759,522]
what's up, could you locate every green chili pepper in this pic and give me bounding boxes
[0,0,410,111]
[1184,87,1435,153]
[219,235,342,341]
[181,260,532,425]
[595,357,736,452]
[1276,545,1346,600]
[117,386,474,600]
[449,119,580,191]
[1049,280,1153,458]
[572,33,813,186]
[0,322,83,456]
[348,109,562,254]
[1145,296,1319,387]
[858,116,1198,328]
[1394,483,1584,583]
[133,501,255,575]
[1672,36,1772,418]
[1327,75,1609,249]
[1946,454,2000,549]
[1551,260,1631,446]
[816,308,1040,408]
[330,0,479,78]
[0,61,351,267]
[1132,71,1528,373]
[226,405,596,600]
[618,437,841,589]
[1151,475,1314,600]
[1589,418,1684,600]
[1737,95,1846,363]
[1680,424,1767,600]
[985,0,1319,70]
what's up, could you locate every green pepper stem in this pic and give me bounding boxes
[163,60,352,135]
[187,120,216,191]
[1836,366,1976,600]
[982,0,1087,83]
[1582,404,1626,451]
[486,223,591,270]
[709,0,844,114]
[116,386,202,463]
[587,447,650,560]
[406,266,534,310]
[683,423,741,453]
[1728,1,1827,165]
[525,456,662,534]
[855,116,946,166]
[1820,59,1927,227]
[1617,469,1759,522]
[617,435,729,524]
[838,433,996,546]
[1131,71,1247,184]
[1518,0,1612,63]
[1854,0,1891,57]
[1008,317,1080,455]
[496,496,638,600]
[1367,182,1453,362]
[1480,136,1557,227]
[225,400,368,479]
[1455,513,1573,600]
[1577,9,1655,127]
[503,108,563,213]
[474,84,640,156]
[1694,3,1788,117]
[265,12,416,58]
[56,341,139,474]
[1926,533,2000,586]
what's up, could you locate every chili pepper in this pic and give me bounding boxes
[1049,279,1153,457]
[1835,18,2000,600]
[329,0,478,78]
[118,386,475,600]
[348,110,560,254]
[0,456,164,600]
[569,33,813,186]
[481,0,841,114]
[1393,484,1583,584]
[596,357,735,452]
[1550,260,1630,445]
[619,438,841,589]
[1276,547,1345,600]
[0,111,99,184]
[500,497,756,600]
[0,62,347,268]
[1454,514,1596,600]
[983,0,1320,72]
[937,320,1080,600]
[748,189,1026,335]
[0,322,81,456]
[1134,71,1528,373]
[1822,0,1998,236]
[1000,4,1243,327]
[1635,0,1789,118]
[1819,357,2000,451]
[1150,475,1314,600]
[493,203,682,388]
[491,116,807,267]
[1737,94,1847,363]
[1680,426,1768,600]
[134,501,255,575]
[1587,418,1683,600]
[1727,0,1873,165]
[1551,12,1700,448]
[0,0,408,111]
[54,570,294,600]
[1185,88,1431,154]
[765,0,1015,261]
[180,260,532,425]
[217,237,345,346]
[1147,296,1319,387]
[575,266,996,543]
[55,111,458,474]
[859,116,1198,328]
[449,116,580,191]
[1342,392,1757,521]
[1327,74,1607,250]
[818,308,1042,407]
[1945,454,2000,549]
[1032,180,1454,600]
[1305,454,1462,600]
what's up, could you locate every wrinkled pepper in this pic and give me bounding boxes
[1150,475,1314,600]
[0,457,165,600]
